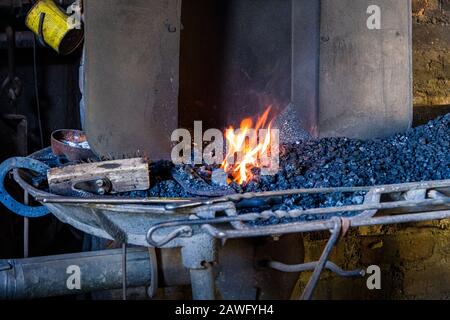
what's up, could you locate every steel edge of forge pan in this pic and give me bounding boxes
[10,153,367,248]
[11,149,450,248]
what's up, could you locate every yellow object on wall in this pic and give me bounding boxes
[25,0,83,55]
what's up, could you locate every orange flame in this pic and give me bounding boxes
[221,106,274,184]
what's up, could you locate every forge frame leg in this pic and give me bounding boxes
[300,217,342,300]
[190,263,215,300]
[180,234,218,300]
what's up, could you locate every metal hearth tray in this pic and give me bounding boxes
[6,149,450,300]
[10,149,450,247]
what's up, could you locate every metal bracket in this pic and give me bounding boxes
[72,177,112,196]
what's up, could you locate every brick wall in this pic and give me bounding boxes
[294,220,450,299]
[412,0,450,105]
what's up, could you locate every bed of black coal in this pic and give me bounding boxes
[33,114,450,226]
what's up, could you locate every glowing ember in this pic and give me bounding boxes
[221,106,276,184]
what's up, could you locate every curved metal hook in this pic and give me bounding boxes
[146,222,193,247]
[145,215,251,247]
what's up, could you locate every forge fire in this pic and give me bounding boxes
[1,0,450,307]
[221,106,278,184]
[171,106,279,185]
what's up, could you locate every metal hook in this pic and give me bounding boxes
[145,215,256,247]
[146,224,193,247]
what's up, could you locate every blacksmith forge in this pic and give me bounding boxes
[6,0,450,303]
